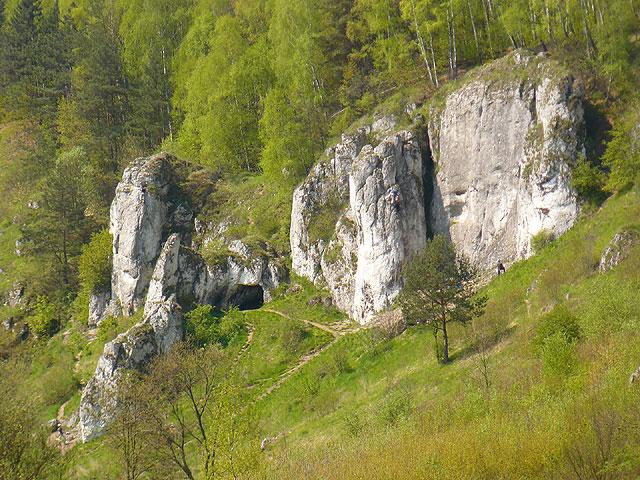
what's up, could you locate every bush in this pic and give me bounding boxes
[531,229,555,253]
[78,229,112,293]
[571,155,607,204]
[279,319,308,354]
[534,304,582,350]
[534,305,581,378]
[540,332,578,377]
[185,305,245,348]
[27,296,58,338]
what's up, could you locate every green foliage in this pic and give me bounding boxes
[27,295,57,337]
[399,234,484,363]
[531,229,555,253]
[78,228,112,294]
[185,304,245,348]
[534,304,582,351]
[571,155,607,204]
[279,318,309,354]
[603,105,640,192]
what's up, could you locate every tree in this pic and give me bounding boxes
[106,372,151,480]
[0,358,62,479]
[21,147,93,288]
[142,343,230,480]
[399,235,485,363]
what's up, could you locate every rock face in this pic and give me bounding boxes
[79,156,287,441]
[291,51,583,324]
[291,122,428,324]
[429,52,582,268]
[599,229,640,273]
[349,131,427,322]
[110,154,178,316]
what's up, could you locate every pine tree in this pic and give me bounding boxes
[1,0,43,115]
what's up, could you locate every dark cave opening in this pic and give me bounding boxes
[419,126,436,241]
[227,284,264,311]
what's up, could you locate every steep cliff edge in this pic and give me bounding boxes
[429,52,583,268]
[291,51,583,324]
[79,155,287,441]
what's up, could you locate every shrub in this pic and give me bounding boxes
[531,229,555,253]
[534,304,582,350]
[571,155,607,204]
[97,316,118,343]
[540,332,578,377]
[534,305,581,378]
[27,296,58,338]
[185,305,245,348]
[78,229,112,293]
[280,320,308,354]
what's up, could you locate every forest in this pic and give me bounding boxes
[0,0,638,300]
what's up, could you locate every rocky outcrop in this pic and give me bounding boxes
[429,51,582,268]
[79,155,287,440]
[349,131,427,322]
[291,121,428,324]
[87,289,112,328]
[599,229,640,273]
[291,51,584,324]
[109,154,180,316]
[79,235,185,442]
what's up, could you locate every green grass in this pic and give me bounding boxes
[260,188,640,479]
[19,183,640,479]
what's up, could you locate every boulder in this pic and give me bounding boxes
[87,288,113,328]
[599,229,640,273]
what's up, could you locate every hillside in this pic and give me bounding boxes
[2,0,640,479]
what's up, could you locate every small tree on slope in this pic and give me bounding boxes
[399,235,486,364]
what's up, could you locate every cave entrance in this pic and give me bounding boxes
[227,284,264,311]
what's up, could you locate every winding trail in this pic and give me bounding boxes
[261,308,342,338]
[235,322,255,361]
[250,308,358,400]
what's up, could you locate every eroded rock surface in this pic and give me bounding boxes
[291,51,583,324]
[429,52,583,268]
[291,126,427,324]
[79,155,287,440]
[110,154,178,316]
[599,229,640,273]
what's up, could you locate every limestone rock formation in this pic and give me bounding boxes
[79,235,185,442]
[291,51,583,324]
[599,229,640,273]
[109,153,178,316]
[79,155,287,440]
[429,52,582,268]
[291,126,427,324]
[349,131,427,322]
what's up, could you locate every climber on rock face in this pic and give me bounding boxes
[387,186,402,212]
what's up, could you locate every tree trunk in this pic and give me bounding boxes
[467,1,480,57]
[442,317,449,363]
[411,1,435,85]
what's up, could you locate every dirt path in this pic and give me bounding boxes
[235,322,254,361]
[252,308,359,400]
[261,308,342,338]
[258,337,340,399]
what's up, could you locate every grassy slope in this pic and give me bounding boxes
[15,187,640,479]
[253,188,640,479]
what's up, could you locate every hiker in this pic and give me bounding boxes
[497,261,506,276]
